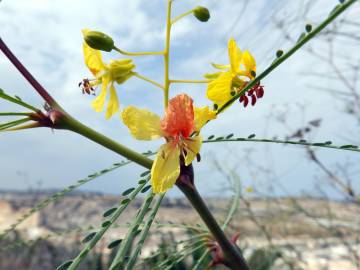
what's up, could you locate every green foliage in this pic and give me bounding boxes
[109,193,155,270]
[103,207,118,218]
[81,232,96,244]
[0,88,38,111]
[204,134,360,153]
[0,117,31,130]
[56,260,73,270]
[64,175,151,270]
[142,233,188,270]
[107,239,122,250]
[124,194,165,269]
[0,158,144,242]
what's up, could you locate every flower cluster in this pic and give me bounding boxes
[205,38,262,109]
[81,30,261,193]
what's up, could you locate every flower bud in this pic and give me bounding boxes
[193,6,210,22]
[276,50,283,58]
[305,24,312,33]
[82,29,114,52]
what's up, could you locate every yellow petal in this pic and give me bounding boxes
[206,72,233,107]
[151,143,180,193]
[83,42,105,76]
[121,106,163,140]
[204,72,222,80]
[194,106,217,132]
[211,63,230,70]
[92,75,109,112]
[228,38,242,74]
[109,59,135,83]
[115,72,133,84]
[105,83,120,119]
[241,50,256,78]
[184,135,202,166]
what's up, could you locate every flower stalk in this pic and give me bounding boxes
[132,72,165,89]
[170,79,210,84]
[171,9,195,24]
[113,46,164,56]
[163,0,173,108]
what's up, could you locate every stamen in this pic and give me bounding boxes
[238,81,265,108]
[239,95,248,107]
[250,94,257,106]
[79,78,96,95]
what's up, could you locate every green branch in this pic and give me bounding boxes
[0,112,30,116]
[0,89,38,111]
[203,134,360,153]
[0,117,31,130]
[63,115,153,169]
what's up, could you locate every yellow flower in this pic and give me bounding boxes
[122,94,216,193]
[82,32,135,119]
[206,38,256,108]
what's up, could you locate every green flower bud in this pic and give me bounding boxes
[82,29,114,52]
[193,6,210,22]
[305,24,312,33]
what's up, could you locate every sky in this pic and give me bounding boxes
[1,0,360,198]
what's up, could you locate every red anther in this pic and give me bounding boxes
[251,81,265,99]
[239,95,249,107]
[79,78,96,95]
[238,81,265,109]
[256,87,264,98]
[251,95,257,106]
[247,89,254,96]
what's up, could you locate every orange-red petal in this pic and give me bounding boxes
[160,94,194,138]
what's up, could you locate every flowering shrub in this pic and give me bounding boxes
[0,1,358,269]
